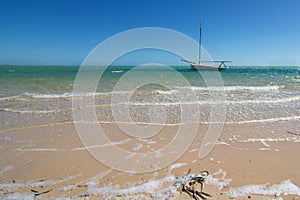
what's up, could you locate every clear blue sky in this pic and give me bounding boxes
[0,0,299,66]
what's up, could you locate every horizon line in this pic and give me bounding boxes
[0,64,299,67]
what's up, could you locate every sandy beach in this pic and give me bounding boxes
[1,0,300,198]
[0,119,299,199]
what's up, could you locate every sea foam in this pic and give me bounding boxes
[225,180,300,198]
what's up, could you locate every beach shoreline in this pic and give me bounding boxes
[0,65,299,199]
[0,121,299,199]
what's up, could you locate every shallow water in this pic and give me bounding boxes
[1,65,299,199]
[0,65,299,137]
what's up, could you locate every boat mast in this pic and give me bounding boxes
[198,20,202,64]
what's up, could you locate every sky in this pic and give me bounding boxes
[0,0,300,66]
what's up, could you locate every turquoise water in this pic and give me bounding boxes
[0,65,299,97]
[0,66,78,98]
[0,65,299,131]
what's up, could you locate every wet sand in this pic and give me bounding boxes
[0,121,299,199]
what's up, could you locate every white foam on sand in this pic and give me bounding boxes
[205,169,232,189]
[0,174,82,193]
[57,183,77,191]
[86,174,176,199]
[0,95,21,101]
[240,137,300,147]
[85,169,112,187]
[0,167,232,199]
[225,180,300,198]
[0,193,34,200]
[167,163,187,171]
[2,108,61,114]
[0,170,80,199]
[133,143,143,151]
[81,167,231,199]
[226,115,300,124]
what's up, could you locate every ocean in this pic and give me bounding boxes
[0,65,300,199]
[0,65,299,139]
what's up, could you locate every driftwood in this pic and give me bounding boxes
[173,169,211,200]
[31,188,53,196]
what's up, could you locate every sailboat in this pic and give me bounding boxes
[182,21,230,71]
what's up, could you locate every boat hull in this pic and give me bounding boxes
[190,64,228,71]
